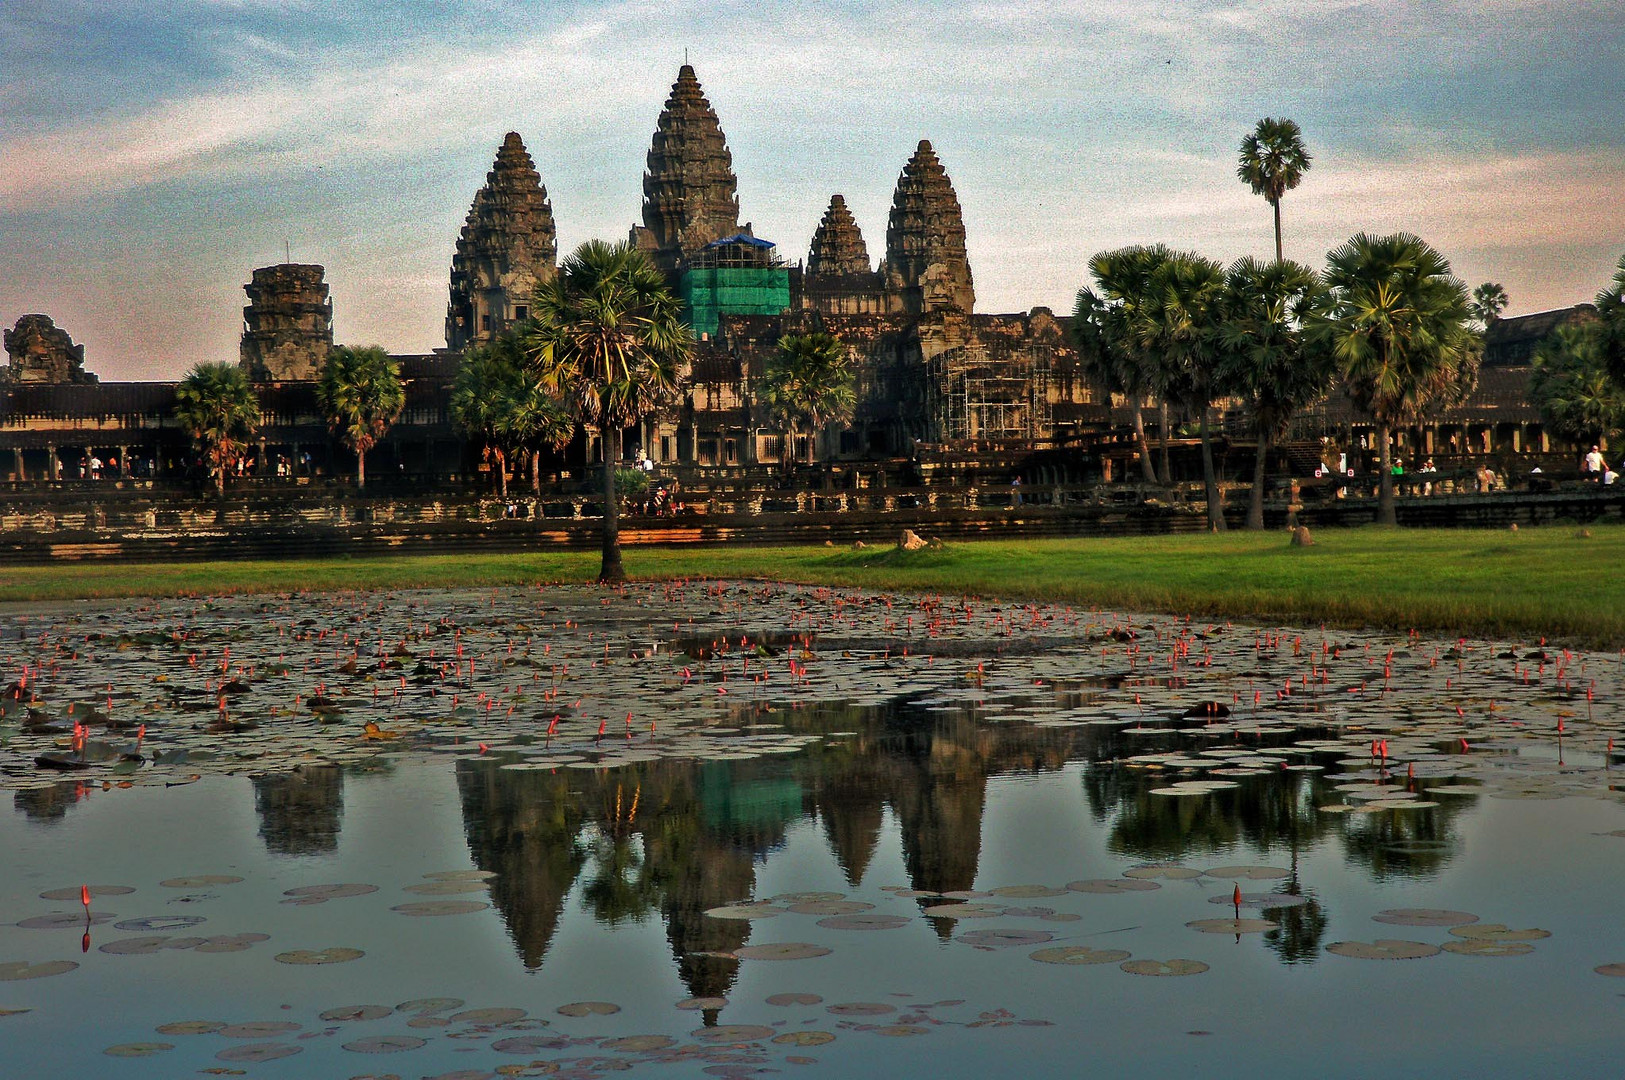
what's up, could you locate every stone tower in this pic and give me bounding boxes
[882,140,975,316]
[446,131,558,352]
[639,65,743,273]
[807,194,871,277]
[239,264,333,382]
[3,315,95,384]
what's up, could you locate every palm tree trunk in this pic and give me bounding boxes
[1200,406,1226,531]
[215,458,225,497]
[1273,198,1283,264]
[807,421,817,465]
[599,424,625,583]
[1132,396,1157,483]
[1248,428,1268,530]
[496,449,508,498]
[1158,399,1172,484]
[357,447,366,491]
[1377,421,1396,525]
[532,450,541,495]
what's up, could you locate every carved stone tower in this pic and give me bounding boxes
[239,264,333,382]
[446,132,558,351]
[639,65,743,273]
[807,195,871,277]
[882,140,975,316]
[3,315,95,384]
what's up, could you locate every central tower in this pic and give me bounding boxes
[638,65,743,273]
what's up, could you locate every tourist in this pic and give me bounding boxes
[1420,457,1437,495]
[1583,445,1604,479]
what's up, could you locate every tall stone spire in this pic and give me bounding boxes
[807,194,871,277]
[883,140,975,316]
[446,131,557,351]
[641,65,742,273]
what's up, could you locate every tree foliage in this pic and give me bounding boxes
[1074,245,1176,483]
[174,362,260,496]
[522,240,688,582]
[451,335,571,497]
[758,331,855,466]
[1217,258,1331,528]
[1529,321,1625,446]
[1311,232,1479,524]
[1237,118,1312,262]
[316,345,405,489]
[1596,253,1625,389]
[1468,282,1509,333]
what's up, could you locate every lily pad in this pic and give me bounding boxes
[556,1001,621,1016]
[450,1007,528,1024]
[275,947,364,965]
[1326,940,1441,959]
[603,1035,679,1051]
[41,885,135,901]
[703,904,783,920]
[1372,909,1479,927]
[155,1020,226,1035]
[1185,918,1275,934]
[826,1002,896,1016]
[218,1021,301,1038]
[766,993,823,1006]
[1441,940,1535,956]
[734,942,832,960]
[1030,946,1130,965]
[343,1035,427,1052]
[0,960,78,980]
[282,884,379,901]
[17,912,117,929]
[392,901,488,917]
[160,875,243,888]
[787,900,873,916]
[772,1030,836,1046]
[989,884,1068,898]
[1448,924,1551,942]
[397,997,465,1013]
[691,1024,776,1042]
[216,1041,302,1062]
[1120,959,1209,976]
[1202,866,1289,880]
[320,1005,394,1021]
[1594,963,1625,977]
[674,997,729,1011]
[404,880,491,895]
[1122,865,1202,881]
[114,915,206,932]
[1066,879,1159,894]
[103,1042,173,1057]
[958,929,1055,948]
[817,914,909,931]
[422,870,498,881]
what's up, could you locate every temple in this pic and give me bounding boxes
[446,132,558,351]
[0,63,1604,500]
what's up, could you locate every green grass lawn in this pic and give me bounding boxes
[3,525,1623,646]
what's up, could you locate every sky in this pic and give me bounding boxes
[2,0,1622,381]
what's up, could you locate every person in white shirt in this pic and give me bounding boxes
[1584,446,1604,477]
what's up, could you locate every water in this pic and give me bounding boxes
[2,583,1623,1078]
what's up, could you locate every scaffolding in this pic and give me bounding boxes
[929,342,1052,443]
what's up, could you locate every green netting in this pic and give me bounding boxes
[680,268,791,336]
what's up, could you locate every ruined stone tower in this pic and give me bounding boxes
[807,195,871,277]
[638,65,743,273]
[446,132,558,351]
[803,194,884,315]
[3,315,95,384]
[239,264,333,382]
[882,140,975,316]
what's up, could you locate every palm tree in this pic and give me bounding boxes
[1136,250,1229,530]
[1596,254,1625,388]
[1529,321,1624,448]
[1468,282,1509,333]
[523,240,686,583]
[1237,118,1312,263]
[1312,233,1479,525]
[174,362,260,496]
[758,331,855,468]
[316,345,404,490]
[1078,246,1171,483]
[1217,258,1332,529]
[451,336,572,498]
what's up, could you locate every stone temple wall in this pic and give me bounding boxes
[4,315,94,384]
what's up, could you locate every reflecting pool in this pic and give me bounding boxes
[2,583,1623,1078]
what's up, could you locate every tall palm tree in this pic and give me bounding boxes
[316,345,404,490]
[1137,250,1229,530]
[1468,282,1509,333]
[1529,321,1624,448]
[1218,258,1332,529]
[1237,118,1312,263]
[451,336,571,497]
[1312,233,1479,525]
[523,240,687,583]
[174,362,260,496]
[758,331,855,467]
[1079,246,1171,483]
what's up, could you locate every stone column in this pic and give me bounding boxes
[47,444,59,480]
[13,448,23,481]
